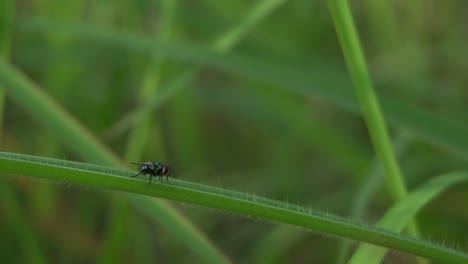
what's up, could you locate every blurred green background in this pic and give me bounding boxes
[1,0,467,263]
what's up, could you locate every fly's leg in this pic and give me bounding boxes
[166,174,172,184]
[131,172,141,178]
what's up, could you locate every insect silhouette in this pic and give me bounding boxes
[130,161,172,184]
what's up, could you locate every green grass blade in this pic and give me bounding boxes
[349,171,468,264]
[0,61,229,264]
[326,0,422,251]
[327,0,406,205]
[0,0,14,140]
[1,152,467,264]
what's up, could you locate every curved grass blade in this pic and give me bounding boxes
[0,61,230,264]
[0,60,119,165]
[348,171,468,264]
[0,152,467,264]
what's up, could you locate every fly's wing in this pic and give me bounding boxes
[130,162,147,166]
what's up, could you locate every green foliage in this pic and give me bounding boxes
[1,0,467,263]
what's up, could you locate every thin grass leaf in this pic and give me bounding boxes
[349,171,468,264]
[327,0,407,206]
[0,152,467,264]
[327,0,424,254]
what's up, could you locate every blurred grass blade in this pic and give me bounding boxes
[17,18,468,160]
[123,0,177,162]
[1,152,468,264]
[327,0,407,203]
[115,1,178,263]
[123,0,287,259]
[107,0,286,138]
[131,196,231,264]
[0,0,14,140]
[211,0,287,52]
[0,0,15,142]
[97,199,129,264]
[107,69,196,138]
[349,171,468,264]
[0,60,120,165]
[248,226,303,263]
[127,195,231,264]
[0,0,14,57]
[0,61,229,264]
[0,181,47,264]
[0,2,46,262]
[335,132,411,264]
[326,0,425,261]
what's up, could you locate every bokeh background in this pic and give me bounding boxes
[1,0,468,263]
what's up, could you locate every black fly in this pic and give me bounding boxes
[130,161,172,184]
